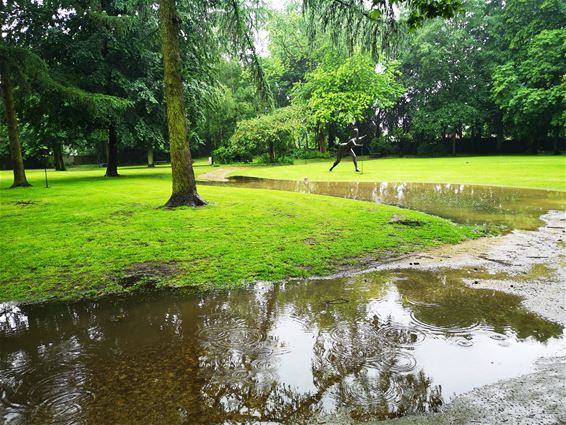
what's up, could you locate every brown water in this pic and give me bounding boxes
[206,178,566,230]
[1,269,563,424]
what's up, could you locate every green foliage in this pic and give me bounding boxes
[217,0,274,109]
[492,28,566,138]
[0,45,132,121]
[264,6,322,106]
[415,141,450,157]
[302,0,463,55]
[214,106,307,163]
[398,0,493,141]
[370,136,401,156]
[294,54,405,129]
[292,149,333,160]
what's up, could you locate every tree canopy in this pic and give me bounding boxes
[2,0,564,195]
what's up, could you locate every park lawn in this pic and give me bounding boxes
[229,156,566,191]
[0,166,481,303]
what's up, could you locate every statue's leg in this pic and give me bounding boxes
[351,150,360,172]
[329,153,342,171]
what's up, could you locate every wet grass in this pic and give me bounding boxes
[229,155,566,191]
[0,165,482,302]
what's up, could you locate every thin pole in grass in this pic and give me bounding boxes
[361,141,364,175]
[41,147,49,188]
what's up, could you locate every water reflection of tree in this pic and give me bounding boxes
[2,267,558,424]
[0,281,444,424]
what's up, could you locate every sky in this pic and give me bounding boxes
[268,0,291,11]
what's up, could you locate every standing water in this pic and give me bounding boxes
[0,269,563,424]
[209,177,566,230]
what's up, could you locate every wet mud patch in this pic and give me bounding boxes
[12,200,39,207]
[303,237,317,245]
[372,210,566,324]
[389,214,425,226]
[111,209,134,217]
[112,261,180,289]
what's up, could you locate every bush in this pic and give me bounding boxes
[214,144,254,164]
[213,106,307,164]
[292,149,333,160]
[369,136,400,156]
[416,142,449,157]
[255,154,294,165]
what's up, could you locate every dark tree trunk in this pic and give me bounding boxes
[328,124,336,149]
[159,0,206,208]
[495,113,504,154]
[553,132,561,155]
[317,126,326,153]
[268,142,275,162]
[105,124,119,177]
[53,142,66,171]
[451,132,456,156]
[527,136,539,154]
[147,147,155,167]
[471,124,479,154]
[0,61,31,188]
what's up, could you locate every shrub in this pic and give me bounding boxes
[292,149,333,160]
[416,142,449,157]
[213,106,307,164]
[369,136,400,156]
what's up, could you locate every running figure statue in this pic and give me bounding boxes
[329,127,365,172]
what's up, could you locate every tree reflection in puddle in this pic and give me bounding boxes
[0,269,563,424]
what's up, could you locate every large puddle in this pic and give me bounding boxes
[204,177,566,230]
[1,269,563,424]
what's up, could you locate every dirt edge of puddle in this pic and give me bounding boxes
[374,210,566,325]
[363,210,565,425]
[274,210,565,425]
[374,355,566,425]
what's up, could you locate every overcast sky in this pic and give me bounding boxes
[267,0,290,11]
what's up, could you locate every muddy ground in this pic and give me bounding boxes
[376,210,566,325]
[370,210,565,425]
[287,210,565,425]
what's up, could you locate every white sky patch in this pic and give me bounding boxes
[267,0,290,11]
[255,0,293,56]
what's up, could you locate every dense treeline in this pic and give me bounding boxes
[214,0,565,163]
[1,0,563,189]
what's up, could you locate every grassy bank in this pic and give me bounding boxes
[0,166,480,303]
[229,156,566,191]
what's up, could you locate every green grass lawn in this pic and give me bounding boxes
[0,165,480,303]
[230,156,566,191]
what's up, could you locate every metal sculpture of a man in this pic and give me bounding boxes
[329,127,365,172]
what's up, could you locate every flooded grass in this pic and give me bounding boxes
[227,156,566,191]
[212,178,566,231]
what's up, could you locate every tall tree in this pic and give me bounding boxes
[490,0,566,152]
[1,1,132,180]
[293,54,404,152]
[0,59,30,187]
[157,0,272,207]
[159,0,206,207]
